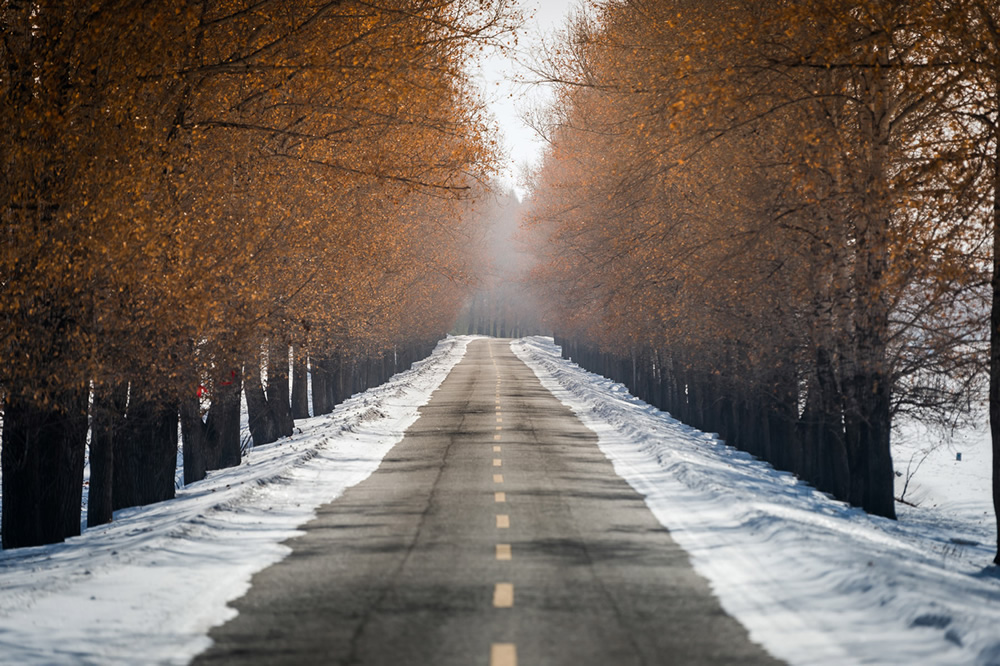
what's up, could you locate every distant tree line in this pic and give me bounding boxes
[0,0,515,549]
[526,0,1000,564]
[455,189,548,338]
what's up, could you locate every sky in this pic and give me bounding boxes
[472,0,582,197]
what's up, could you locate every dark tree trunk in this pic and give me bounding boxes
[324,355,343,409]
[1,388,89,549]
[87,381,128,528]
[814,347,850,502]
[205,378,242,471]
[769,384,799,475]
[291,343,310,419]
[990,85,1000,565]
[367,354,380,389]
[345,356,358,396]
[311,357,330,416]
[180,374,243,483]
[843,353,895,518]
[113,395,178,511]
[245,352,279,447]
[847,55,896,520]
[180,396,208,485]
[742,397,761,457]
[266,340,293,438]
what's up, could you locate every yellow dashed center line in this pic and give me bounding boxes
[493,583,514,608]
[489,352,516,666]
[491,643,517,666]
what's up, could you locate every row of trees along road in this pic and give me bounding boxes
[524,0,1000,564]
[0,0,516,549]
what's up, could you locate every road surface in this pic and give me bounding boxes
[193,338,782,665]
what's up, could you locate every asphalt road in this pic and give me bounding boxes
[193,339,782,665]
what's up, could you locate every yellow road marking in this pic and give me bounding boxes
[496,417,502,423]
[493,474,503,483]
[493,445,501,452]
[496,514,510,528]
[493,583,514,608]
[496,426,502,430]
[495,491,506,502]
[493,458,502,467]
[494,434,502,440]
[496,543,512,560]
[491,643,517,666]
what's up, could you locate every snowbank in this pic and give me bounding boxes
[512,336,1000,666]
[0,336,473,665]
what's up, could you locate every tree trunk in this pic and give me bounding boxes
[113,394,178,511]
[180,374,243,482]
[813,348,850,502]
[245,351,279,447]
[990,87,1000,565]
[180,396,208,485]
[291,342,310,419]
[87,381,128,527]
[311,357,330,416]
[266,340,294,438]
[845,56,896,520]
[324,355,343,409]
[367,354,380,389]
[1,388,89,549]
[205,377,242,471]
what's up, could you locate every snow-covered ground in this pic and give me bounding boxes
[1,334,998,665]
[512,336,1000,666]
[0,336,474,665]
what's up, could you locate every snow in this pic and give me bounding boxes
[0,335,473,665]
[893,417,994,542]
[2,334,998,665]
[511,336,1000,666]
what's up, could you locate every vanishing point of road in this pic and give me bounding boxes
[193,339,782,665]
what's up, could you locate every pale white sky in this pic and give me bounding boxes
[472,0,582,197]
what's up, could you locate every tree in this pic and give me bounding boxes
[1,0,516,547]
[523,0,987,524]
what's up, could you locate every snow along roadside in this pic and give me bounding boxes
[512,336,1000,666]
[0,335,474,665]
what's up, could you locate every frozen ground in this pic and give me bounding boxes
[0,336,474,665]
[1,334,998,665]
[512,336,1000,666]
